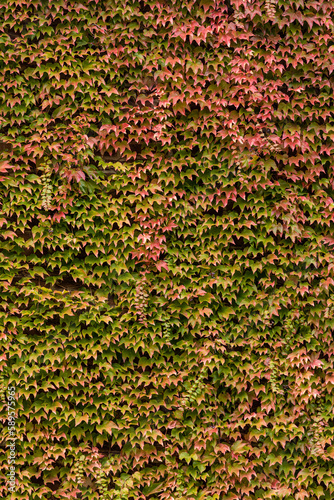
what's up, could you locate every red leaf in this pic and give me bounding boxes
[53,212,66,223]
[156,260,169,272]
[0,161,15,172]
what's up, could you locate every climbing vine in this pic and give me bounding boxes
[1,1,334,499]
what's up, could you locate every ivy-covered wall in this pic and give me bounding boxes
[1,0,334,499]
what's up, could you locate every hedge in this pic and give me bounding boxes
[1,0,334,499]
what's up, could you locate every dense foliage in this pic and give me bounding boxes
[1,0,334,499]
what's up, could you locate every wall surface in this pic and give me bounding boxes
[1,1,334,499]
